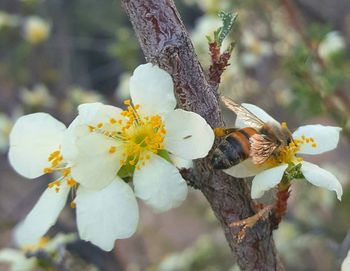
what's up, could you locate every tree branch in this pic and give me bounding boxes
[122,0,284,269]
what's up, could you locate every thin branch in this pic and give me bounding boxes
[121,0,284,270]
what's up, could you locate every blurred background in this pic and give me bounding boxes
[0,0,350,270]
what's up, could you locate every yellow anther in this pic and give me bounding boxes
[281,122,287,129]
[48,150,60,161]
[135,104,140,109]
[97,123,103,128]
[297,157,303,162]
[129,160,135,165]
[311,143,317,148]
[55,187,60,193]
[43,167,52,174]
[70,201,76,209]
[109,146,117,154]
[110,118,116,124]
[310,137,315,142]
[117,119,123,124]
[63,168,71,177]
[88,125,95,132]
[123,99,131,105]
[67,178,77,187]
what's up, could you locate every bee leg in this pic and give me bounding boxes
[229,205,273,243]
[214,128,238,138]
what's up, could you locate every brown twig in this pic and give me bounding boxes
[121,0,284,270]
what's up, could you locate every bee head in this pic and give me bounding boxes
[280,123,293,146]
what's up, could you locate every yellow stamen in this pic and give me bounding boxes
[97,123,103,129]
[67,178,77,187]
[43,167,52,174]
[311,143,317,148]
[70,201,76,209]
[109,146,117,154]
[110,118,116,124]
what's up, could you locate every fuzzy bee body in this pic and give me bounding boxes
[212,127,258,169]
[211,96,293,170]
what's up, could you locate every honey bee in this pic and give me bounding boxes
[211,96,293,169]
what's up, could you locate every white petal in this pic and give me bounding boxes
[76,179,138,251]
[77,103,122,126]
[134,154,188,212]
[169,154,193,169]
[130,63,176,116]
[301,161,343,200]
[341,250,350,271]
[14,182,70,246]
[223,159,265,178]
[70,132,122,190]
[62,103,123,163]
[164,109,214,159]
[235,103,280,128]
[292,125,341,155]
[0,249,36,271]
[60,115,81,162]
[251,164,288,199]
[9,113,66,178]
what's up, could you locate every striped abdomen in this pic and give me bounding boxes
[211,127,258,169]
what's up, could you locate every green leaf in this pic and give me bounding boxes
[217,12,237,47]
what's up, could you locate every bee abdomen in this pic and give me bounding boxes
[212,128,256,169]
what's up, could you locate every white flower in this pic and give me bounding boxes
[115,72,131,101]
[0,11,20,30]
[223,103,343,200]
[342,250,350,271]
[0,233,76,271]
[318,31,346,61]
[20,84,55,109]
[66,63,214,212]
[9,113,138,251]
[241,31,273,68]
[23,16,50,44]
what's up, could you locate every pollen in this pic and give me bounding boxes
[109,146,117,154]
[67,178,77,187]
[281,122,288,129]
[70,201,76,209]
[312,143,317,148]
[114,100,167,170]
[97,123,103,128]
[110,118,116,124]
[63,167,71,177]
[44,167,52,174]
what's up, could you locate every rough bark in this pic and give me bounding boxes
[121,0,284,270]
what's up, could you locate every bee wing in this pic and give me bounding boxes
[250,134,278,164]
[221,96,265,129]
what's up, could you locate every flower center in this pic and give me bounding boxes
[266,123,318,166]
[119,100,166,169]
[89,100,166,171]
